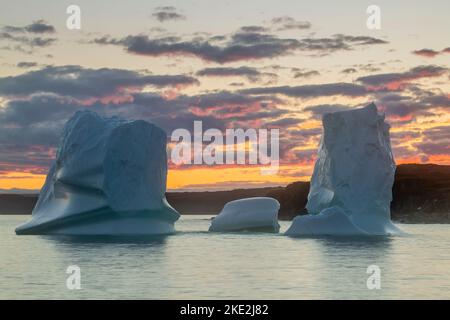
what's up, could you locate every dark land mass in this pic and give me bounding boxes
[1,164,449,223]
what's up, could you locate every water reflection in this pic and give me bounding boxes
[41,234,170,245]
[313,236,394,299]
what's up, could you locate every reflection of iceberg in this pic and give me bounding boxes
[286,103,403,236]
[209,197,280,232]
[16,111,179,235]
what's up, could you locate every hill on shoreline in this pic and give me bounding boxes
[1,164,449,223]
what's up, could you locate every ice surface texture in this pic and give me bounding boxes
[209,197,280,232]
[16,111,179,235]
[286,103,403,236]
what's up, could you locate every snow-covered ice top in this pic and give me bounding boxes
[286,103,403,236]
[16,111,179,235]
[209,197,280,232]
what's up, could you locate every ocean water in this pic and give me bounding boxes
[0,215,449,299]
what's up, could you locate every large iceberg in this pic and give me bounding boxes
[286,103,403,236]
[209,197,280,232]
[16,111,179,235]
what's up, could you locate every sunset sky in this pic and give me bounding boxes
[0,0,449,192]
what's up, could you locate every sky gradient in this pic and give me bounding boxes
[0,0,449,191]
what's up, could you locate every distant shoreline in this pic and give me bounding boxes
[1,164,449,224]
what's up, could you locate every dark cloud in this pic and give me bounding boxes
[2,25,24,33]
[229,82,245,87]
[271,16,311,31]
[152,6,185,22]
[0,32,56,48]
[412,48,440,58]
[293,70,320,78]
[297,34,387,55]
[0,65,199,98]
[293,149,317,162]
[0,94,73,172]
[100,32,301,63]
[24,20,55,34]
[357,65,448,89]
[376,94,425,119]
[240,82,368,98]
[358,63,381,72]
[333,34,388,45]
[239,26,269,33]
[392,145,420,161]
[0,20,56,52]
[196,66,276,82]
[414,141,450,156]
[341,68,357,74]
[0,93,83,127]
[420,93,450,108]
[375,91,450,123]
[0,88,282,147]
[0,86,288,173]
[16,61,38,68]
[390,130,421,141]
[409,125,450,159]
[93,30,388,63]
[421,126,450,141]
[412,47,450,58]
[2,20,55,34]
[303,104,351,118]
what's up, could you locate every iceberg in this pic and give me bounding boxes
[285,103,403,236]
[209,197,280,232]
[16,111,179,235]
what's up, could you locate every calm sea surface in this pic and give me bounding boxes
[1,215,449,299]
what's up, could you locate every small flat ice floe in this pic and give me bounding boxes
[15,111,179,235]
[209,197,280,232]
[285,103,403,237]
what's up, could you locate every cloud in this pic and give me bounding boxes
[3,20,55,34]
[24,20,55,34]
[94,32,302,63]
[0,86,289,173]
[420,93,450,108]
[2,25,24,33]
[412,47,450,58]
[93,30,388,63]
[240,82,368,98]
[0,32,56,48]
[0,93,71,172]
[265,117,302,127]
[414,126,450,156]
[303,104,351,118]
[0,20,56,53]
[414,141,450,156]
[271,16,311,31]
[293,70,320,78]
[16,61,38,68]
[412,48,440,58]
[293,148,317,162]
[390,130,421,142]
[0,65,199,98]
[239,26,269,33]
[297,34,387,55]
[152,6,185,22]
[196,66,276,82]
[341,68,357,74]
[357,65,448,90]
[375,92,450,122]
